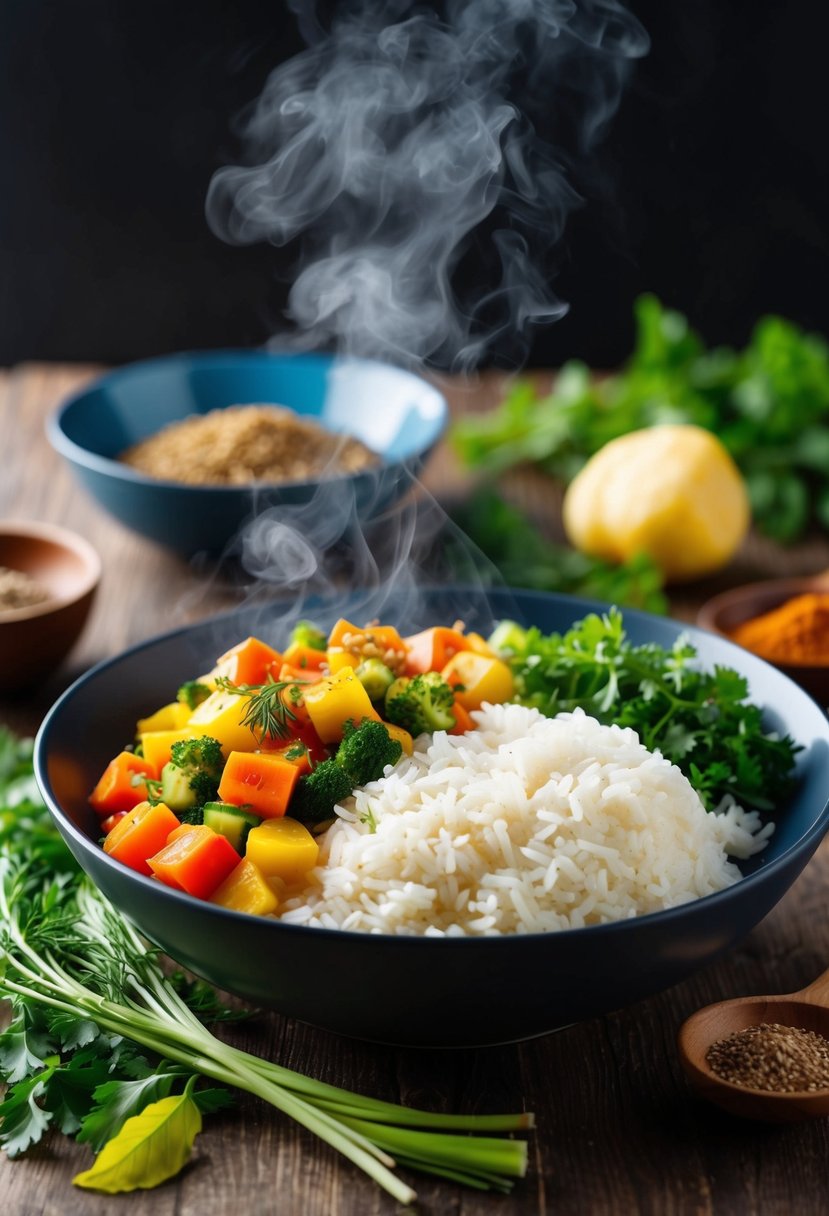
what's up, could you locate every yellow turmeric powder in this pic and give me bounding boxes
[730,592,829,665]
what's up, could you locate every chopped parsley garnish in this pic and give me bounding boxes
[496,608,799,811]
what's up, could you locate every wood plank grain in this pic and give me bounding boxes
[2,363,829,1216]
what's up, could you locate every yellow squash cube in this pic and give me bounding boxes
[136,701,192,735]
[464,632,496,658]
[210,858,278,916]
[325,647,355,675]
[302,666,379,743]
[245,817,319,883]
[441,652,515,711]
[140,728,196,773]
[187,687,259,755]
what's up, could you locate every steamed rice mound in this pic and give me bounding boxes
[277,704,773,936]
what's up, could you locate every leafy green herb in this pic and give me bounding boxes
[493,609,799,811]
[133,772,162,803]
[0,727,532,1201]
[448,490,667,614]
[215,676,299,741]
[359,805,378,834]
[76,1060,228,1152]
[453,294,829,541]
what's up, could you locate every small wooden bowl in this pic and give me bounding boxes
[697,575,829,704]
[0,520,101,691]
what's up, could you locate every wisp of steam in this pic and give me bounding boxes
[207,0,649,371]
[206,0,648,623]
[222,469,512,634]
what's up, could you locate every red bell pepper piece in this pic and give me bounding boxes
[404,627,470,675]
[148,825,240,899]
[100,810,129,835]
[214,636,283,686]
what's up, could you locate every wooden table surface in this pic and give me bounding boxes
[2,363,829,1216]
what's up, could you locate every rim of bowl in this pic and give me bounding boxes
[698,575,829,670]
[33,589,829,948]
[47,349,448,493]
[0,519,101,622]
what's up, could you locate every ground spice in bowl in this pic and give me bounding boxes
[0,565,51,613]
[728,592,829,666]
[120,404,379,486]
[705,1023,829,1093]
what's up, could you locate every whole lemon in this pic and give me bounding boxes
[562,424,750,582]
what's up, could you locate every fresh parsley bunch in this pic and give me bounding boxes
[0,729,531,1201]
[498,609,799,811]
[453,294,829,542]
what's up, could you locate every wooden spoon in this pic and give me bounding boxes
[678,969,829,1122]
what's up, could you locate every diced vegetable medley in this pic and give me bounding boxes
[90,618,515,912]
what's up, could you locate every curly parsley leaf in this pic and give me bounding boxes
[45,1050,115,1137]
[0,1002,56,1084]
[77,1067,231,1153]
[0,1067,56,1156]
[498,608,799,811]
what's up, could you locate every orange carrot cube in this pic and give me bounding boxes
[103,800,181,876]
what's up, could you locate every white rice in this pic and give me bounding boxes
[276,704,773,936]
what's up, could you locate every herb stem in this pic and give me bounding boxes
[1,849,530,1201]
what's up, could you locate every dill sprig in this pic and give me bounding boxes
[215,676,300,741]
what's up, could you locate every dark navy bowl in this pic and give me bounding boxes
[34,588,829,1048]
[47,351,448,557]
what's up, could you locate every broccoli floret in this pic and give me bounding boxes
[177,805,205,827]
[168,735,224,807]
[335,719,402,787]
[290,758,354,826]
[177,680,212,710]
[289,620,327,651]
[384,672,456,736]
[354,657,396,703]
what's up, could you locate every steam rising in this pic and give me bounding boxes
[207,0,648,369]
[206,1,648,617]
[227,471,510,633]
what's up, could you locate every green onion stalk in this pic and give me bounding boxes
[0,850,532,1203]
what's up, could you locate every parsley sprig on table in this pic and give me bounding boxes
[0,729,531,1200]
[496,609,799,811]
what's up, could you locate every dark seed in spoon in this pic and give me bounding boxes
[705,1023,829,1093]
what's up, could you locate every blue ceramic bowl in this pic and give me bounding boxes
[34,588,829,1048]
[48,351,448,556]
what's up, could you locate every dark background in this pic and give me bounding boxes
[1,0,825,368]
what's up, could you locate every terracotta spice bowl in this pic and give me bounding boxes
[0,520,101,691]
[697,573,829,704]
